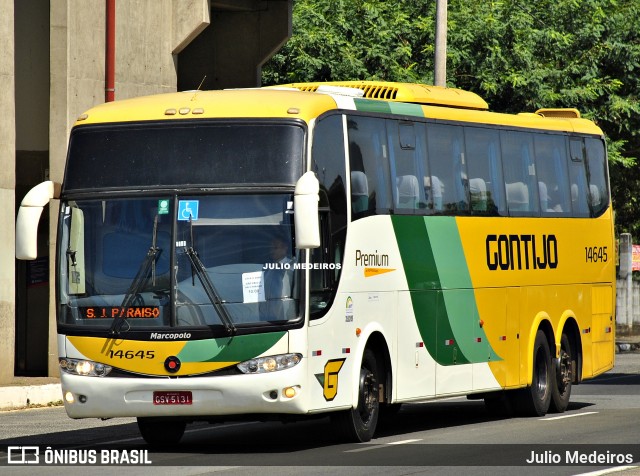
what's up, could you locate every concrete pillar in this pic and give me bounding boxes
[178,0,292,90]
[172,0,211,56]
[0,0,16,384]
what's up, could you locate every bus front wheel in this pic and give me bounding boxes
[332,349,380,442]
[137,418,186,446]
[515,330,552,416]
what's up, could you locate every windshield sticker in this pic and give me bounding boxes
[242,271,265,303]
[178,200,199,221]
[158,199,170,215]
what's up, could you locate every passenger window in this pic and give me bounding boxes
[347,116,393,219]
[426,123,469,213]
[569,139,590,217]
[534,135,571,216]
[501,131,539,216]
[388,121,426,213]
[585,138,609,217]
[464,127,506,216]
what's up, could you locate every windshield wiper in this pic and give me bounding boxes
[110,216,161,336]
[184,217,236,335]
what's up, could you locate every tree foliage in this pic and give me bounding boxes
[262,0,640,236]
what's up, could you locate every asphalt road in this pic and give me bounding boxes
[1,352,639,476]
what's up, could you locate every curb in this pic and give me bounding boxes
[0,383,62,411]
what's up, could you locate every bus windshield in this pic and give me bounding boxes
[58,194,301,332]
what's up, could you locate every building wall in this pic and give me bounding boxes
[0,0,16,384]
[5,0,289,382]
[46,0,206,377]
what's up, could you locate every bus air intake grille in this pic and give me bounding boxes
[289,83,398,100]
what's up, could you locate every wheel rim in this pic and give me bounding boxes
[556,348,572,395]
[357,368,378,425]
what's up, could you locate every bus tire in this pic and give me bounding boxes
[549,333,573,413]
[137,418,186,446]
[515,330,552,417]
[331,349,380,442]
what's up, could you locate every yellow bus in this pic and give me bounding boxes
[16,81,615,444]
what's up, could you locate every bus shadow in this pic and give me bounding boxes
[0,421,143,448]
[374,399,594,439]
[0,398,599,456]
[581,372,640,385]
[166,399,597,453]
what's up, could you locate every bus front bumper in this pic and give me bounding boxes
[60,364,308,419]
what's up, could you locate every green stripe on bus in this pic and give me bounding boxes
[354,98,425,117]
[354,98,392,114]
[427,218,500,362]
[427,216,471,289]
[177,331,286,363]
[389,102,425,117]
[391,216,468,365]
[392,216,501,365]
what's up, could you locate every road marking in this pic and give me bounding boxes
[540,411,598,421]
[345,438,422,453]
[388,439,422,445]
[573,465,639,476]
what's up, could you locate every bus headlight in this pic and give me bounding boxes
[237,353,302,374]
[59,358,112,377]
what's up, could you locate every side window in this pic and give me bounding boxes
[569,138,590,217]
[415,123,434,213]
[388,120,426,213]
[310,114,348,318]
[347,116,392,219]
[534,135,571,215]
[464,127,506,216]
[312,114,347,223]
[501,131,539,216]
[585,137,609,217]
[426,123,469,213]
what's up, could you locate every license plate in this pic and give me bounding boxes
[153,391,192,405]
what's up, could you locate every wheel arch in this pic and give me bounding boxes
[350,330,392,407]
[525,314,555,386]
[365,331,393,404]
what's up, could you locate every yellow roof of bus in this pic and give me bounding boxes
[73,83,604,137]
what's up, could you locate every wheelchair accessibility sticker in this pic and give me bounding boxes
[178,200,199,221]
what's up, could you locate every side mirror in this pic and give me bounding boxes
[294,171,320,249]
[16,181,61,260]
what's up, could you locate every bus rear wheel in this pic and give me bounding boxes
[332,349,380,442]
[137,418,186,446]
[514,330,552,416]
[549,333,573,413]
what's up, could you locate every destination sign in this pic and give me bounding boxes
[79,306,160,319]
